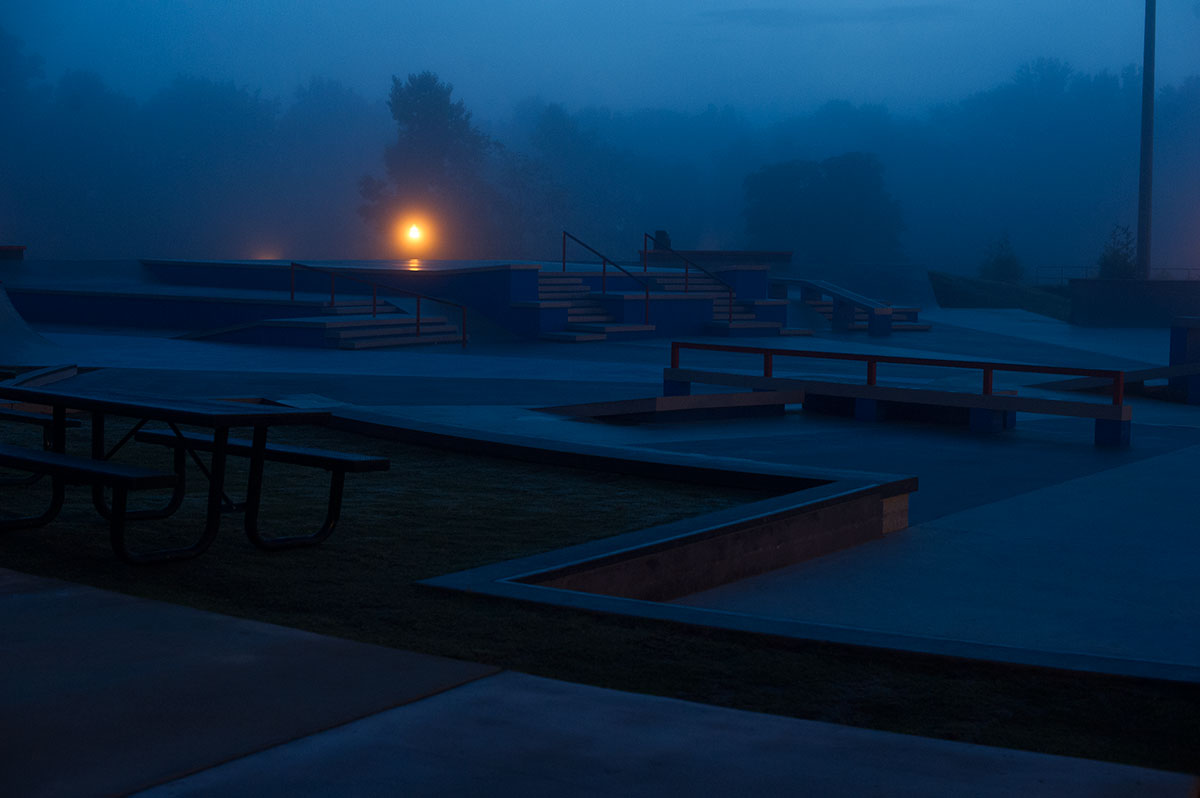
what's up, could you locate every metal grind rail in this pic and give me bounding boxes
[560,231,651,325]
[670,341,1126,405]
[641,233,735,323]
[289,261,468,348]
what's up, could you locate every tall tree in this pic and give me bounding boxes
[744,152,904,267]
[360,71,501,257]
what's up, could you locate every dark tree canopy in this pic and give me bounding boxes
[743,152,904,267]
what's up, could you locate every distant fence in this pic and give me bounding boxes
[1035,266,1200,285]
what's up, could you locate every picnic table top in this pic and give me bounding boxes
[0,383,330,427]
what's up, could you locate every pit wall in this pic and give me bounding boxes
[527,491,908,603]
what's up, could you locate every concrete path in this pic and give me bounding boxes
[1,569,1191,798]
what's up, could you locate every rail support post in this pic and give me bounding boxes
[1095,418,1131,448]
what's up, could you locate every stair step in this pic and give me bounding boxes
[566,323,656,334]
[713,313,757,321]
[318,315,446,330]
[320,304,401,316]
[779,327,815,336]
[338,332,463,349]
[329,323,458,340]
[567,314,615,323]
[540,331,608,342]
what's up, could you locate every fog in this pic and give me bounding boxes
[1,2,1198,286]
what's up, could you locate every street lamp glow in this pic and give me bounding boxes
[407,224,422,241]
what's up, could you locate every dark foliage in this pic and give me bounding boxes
[1097,224,1137,279]
[979,233,1024,283]
[743,152,904,266]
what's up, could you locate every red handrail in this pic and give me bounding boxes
[669,341,1126,406]
[642,233,735,323]
[289,262,468,348]
[561,231,651,325]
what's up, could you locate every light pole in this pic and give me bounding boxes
[1135,0,1156,279]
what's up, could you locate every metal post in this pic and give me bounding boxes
[562,231,567,272]
[644,287,650,325]
[1113,372,1125,405]
[330,274,336,306]
[416,297,421,337]
[671,342,680,369]
[867,360,877,386]
[764,353,773,378]
[1136,0,1157,279]
[371,288,377,318]
[983,368,994,395]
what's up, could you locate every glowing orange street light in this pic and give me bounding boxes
[407,224,422,242]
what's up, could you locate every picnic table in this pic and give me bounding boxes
[0,381,372,563]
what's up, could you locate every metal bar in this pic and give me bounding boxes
[763,353,773,378]
[671,342,680,369]
[1114,373,1125,406]
[668,341,1125,380]
[1136,0,1157,279]
[330,274,336,306]
[371,288,377,318]
[562,231,567,272]
[983,368,994,396]
[416,297,422,337]
[867,361,877,386]
[644,287,650,325]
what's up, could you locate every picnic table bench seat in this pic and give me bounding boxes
[133,428,390,550]
[0,442,178,562]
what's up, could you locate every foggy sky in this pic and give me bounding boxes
[5,0,1200,122]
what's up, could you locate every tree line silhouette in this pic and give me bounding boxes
[2,26,1197,289]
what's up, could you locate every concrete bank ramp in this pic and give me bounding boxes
[0,282,60,366]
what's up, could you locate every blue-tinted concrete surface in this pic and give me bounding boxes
[134,672,1194,798]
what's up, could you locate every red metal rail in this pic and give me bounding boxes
[669,341,1126,405]
[560,231,651,325]
[290,262,468,348]
[641,233,734,324]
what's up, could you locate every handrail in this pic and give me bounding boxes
[669,341,1126,406]
[561,231,651,325]
[642,234,735,323]
[289,262,468,348]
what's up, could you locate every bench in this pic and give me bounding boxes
[0,407,83,486]
[0,443,178,562]
[663,367,1132,446]
[133,429,390,549]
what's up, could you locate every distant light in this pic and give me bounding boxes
[407,224,422,241]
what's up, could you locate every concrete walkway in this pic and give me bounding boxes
[1,569,1191,798]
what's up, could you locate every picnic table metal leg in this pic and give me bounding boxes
[0,477,65,531]
[243,424,345,550]
[90,413,187,522]
[0,404,67,531]
[109,427,225,564]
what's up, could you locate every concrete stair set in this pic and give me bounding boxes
[538,272,801,343]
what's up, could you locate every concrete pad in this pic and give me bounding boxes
[135,672,1196,797]
[675,442,1200,674]
[0,569,497,797]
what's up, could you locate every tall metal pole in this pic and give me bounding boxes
[1135,0,1156,279]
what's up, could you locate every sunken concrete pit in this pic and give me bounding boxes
[391,415,917,635]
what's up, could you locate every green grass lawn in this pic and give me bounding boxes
[2,420,1198,774]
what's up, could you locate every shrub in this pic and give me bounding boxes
[979,233,1023,283]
